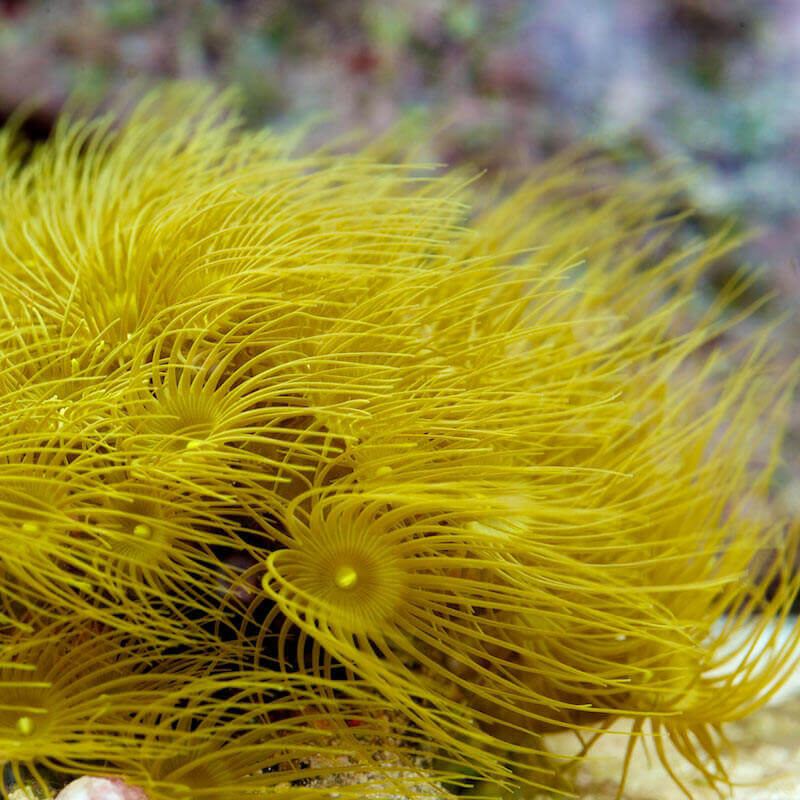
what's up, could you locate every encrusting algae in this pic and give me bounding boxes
[0,84,797,799]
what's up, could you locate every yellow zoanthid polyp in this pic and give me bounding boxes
[0,621,239,796]
[0,84,797,799]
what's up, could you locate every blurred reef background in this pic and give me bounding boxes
[1,0,799,253]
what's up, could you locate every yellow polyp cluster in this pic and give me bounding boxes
[0,84,797,799]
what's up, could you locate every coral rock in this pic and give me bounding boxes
[55,777,149,800]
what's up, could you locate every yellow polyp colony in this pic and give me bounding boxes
[0,84,797,800]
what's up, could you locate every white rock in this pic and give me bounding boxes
[55,777,148,800]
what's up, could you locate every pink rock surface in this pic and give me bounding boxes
[55,776,149,800]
